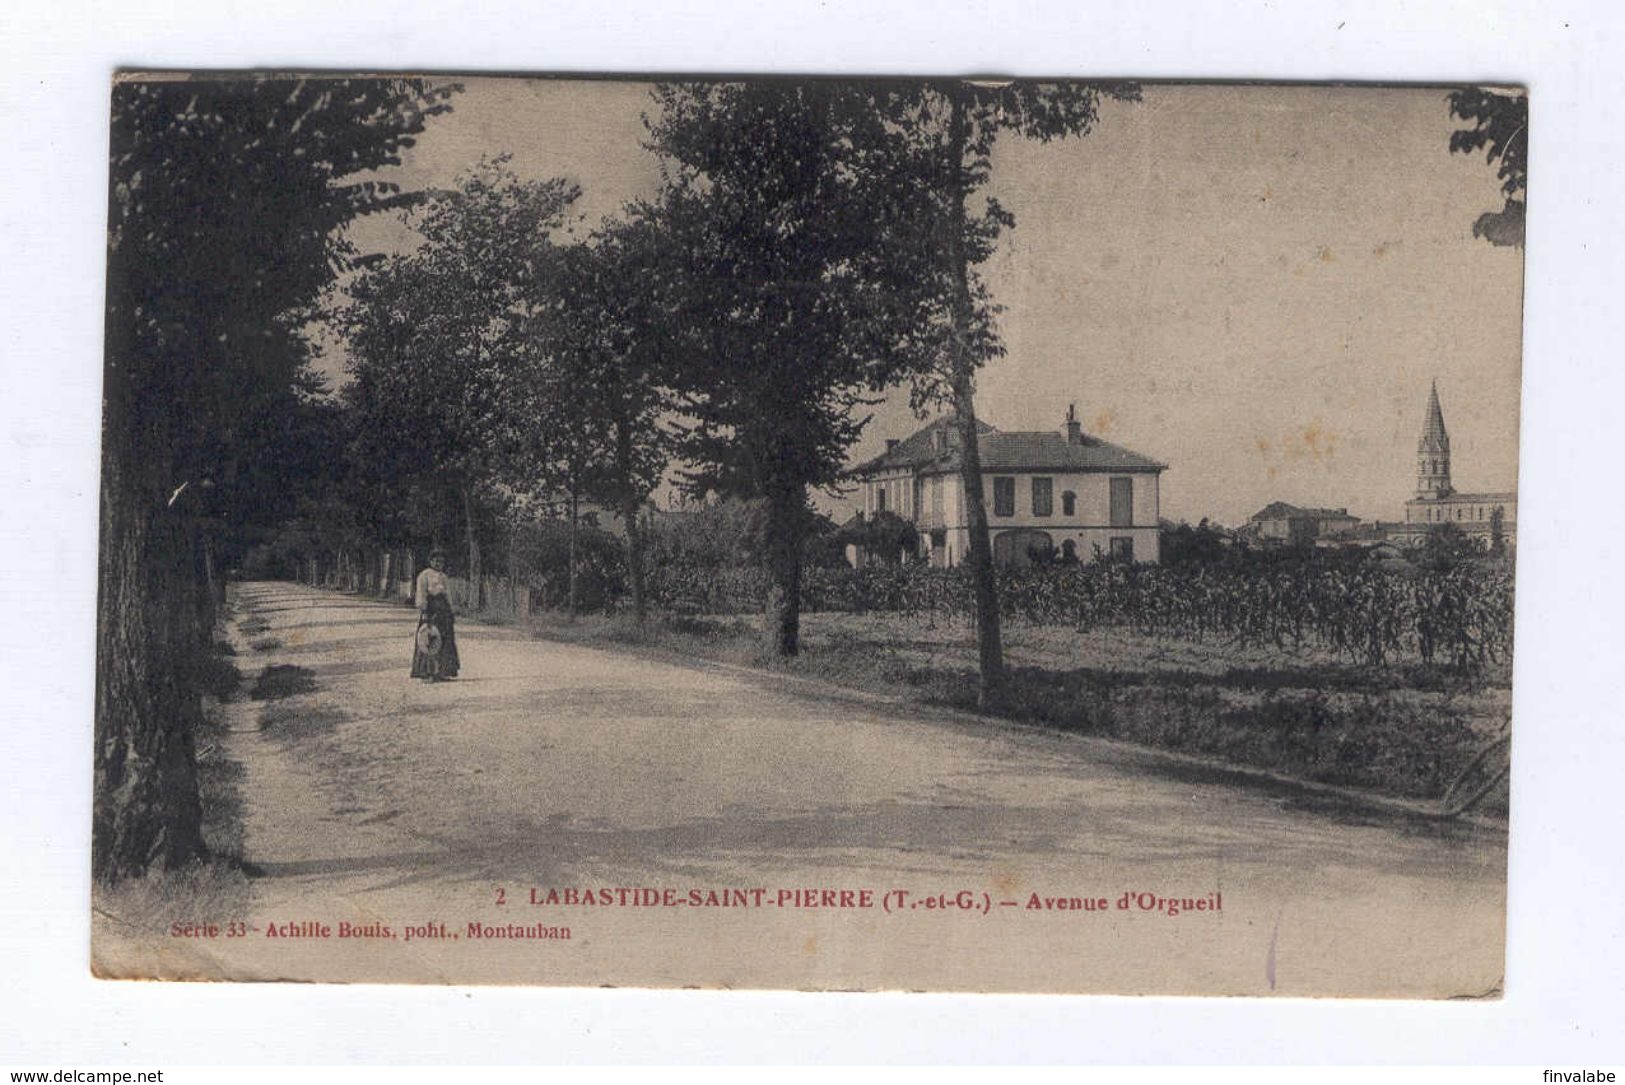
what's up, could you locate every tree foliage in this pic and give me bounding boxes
[340,159,580,584]
[1414,521,1488,572]
[1160,519,1229,567]
[1448,87,1527,248]
[530,218,676,616]
[551,217,673,506]
[840,510,920,565]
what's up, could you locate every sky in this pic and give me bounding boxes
[326,78,1525,527]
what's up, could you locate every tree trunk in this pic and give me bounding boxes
[93,451,208,881]
[462,487,482,612]
[508,515,521,615]
[613,418,648,624]
[623,492,646,624]
[942,82,1006,708]
[950,368,1006,707]
[199,529,220,635]
[567,491,580,617]
[763,476,805,656]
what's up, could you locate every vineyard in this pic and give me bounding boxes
[303,543,1515,803]
[645,558,1516,672]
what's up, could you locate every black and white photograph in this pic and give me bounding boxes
[86,73,1526,997]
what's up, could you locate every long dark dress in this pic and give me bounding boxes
[410,592,461,679]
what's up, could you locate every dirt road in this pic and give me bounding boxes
[156,581,1506,994]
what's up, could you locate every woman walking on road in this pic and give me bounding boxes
[410,548,461,681]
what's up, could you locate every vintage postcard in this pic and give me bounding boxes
[92,74,1522,996]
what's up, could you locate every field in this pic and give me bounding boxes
[650,558,1516,671]
[512,599,1509,815]
[803,611,1509,807]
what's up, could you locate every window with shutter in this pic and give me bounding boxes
[1110,477,1133,527]
[993,477,1015,517]
[1032,477,1053,517]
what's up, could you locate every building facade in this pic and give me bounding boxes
[1247,502,1361,545]
[849,406,1167,567]
[1399,381,1517,545]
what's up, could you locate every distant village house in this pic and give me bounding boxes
[1246,502,1361,545]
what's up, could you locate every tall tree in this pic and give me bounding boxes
[912,80,1140,707]
[538,220,674,621]
[509,352,614,616]
[341,159,580,597]
[98,76,456,881]
[641,81,948,654]
[1448,87,1527,248]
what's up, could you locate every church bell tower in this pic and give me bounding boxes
[1416,379,1453,499]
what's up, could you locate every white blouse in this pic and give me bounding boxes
[415,567,450,610]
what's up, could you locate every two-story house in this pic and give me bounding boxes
[848,405,1168,567]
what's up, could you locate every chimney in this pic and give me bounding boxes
[1064,403,1082,445]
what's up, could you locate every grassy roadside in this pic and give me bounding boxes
[499,605,1509,813]
[92,601,258,954]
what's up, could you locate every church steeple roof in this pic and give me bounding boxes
[1420,379,1449,452]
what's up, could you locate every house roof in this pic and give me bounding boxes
[851,417,991,475]
[851,416,1165,476]
[1250,501,1358,522]
[976,431,1166,472]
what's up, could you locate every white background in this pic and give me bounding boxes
[3,0,1623,1066]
